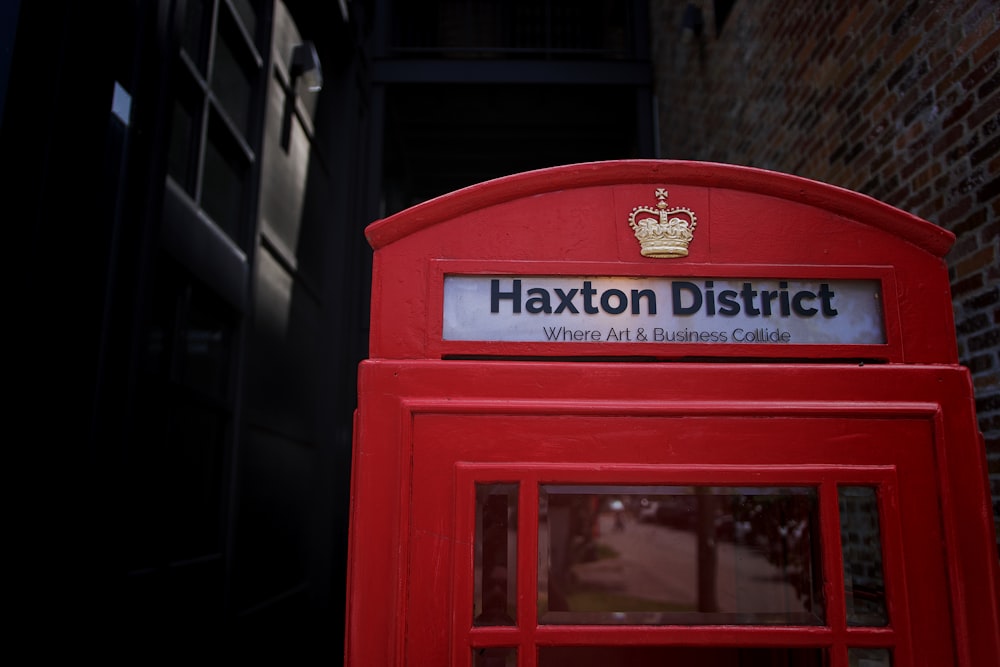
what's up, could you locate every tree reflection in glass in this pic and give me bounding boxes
[839,486,888,626]
[474,483,518,626]
[538,485,823,625]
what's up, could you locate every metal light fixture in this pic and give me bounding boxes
[290,41,323,93]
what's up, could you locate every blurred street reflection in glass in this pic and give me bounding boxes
[539,485,823,625]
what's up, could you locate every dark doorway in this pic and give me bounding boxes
[383,83,644,212]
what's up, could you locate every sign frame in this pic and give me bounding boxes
[427,259,902,361]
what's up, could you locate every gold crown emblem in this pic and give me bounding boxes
[628,188,697,258]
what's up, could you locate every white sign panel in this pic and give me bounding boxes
[443,276,885,345]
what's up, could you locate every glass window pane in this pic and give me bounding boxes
[142,258,177,378]
[230,0,259,43]
[848,647,892,667]
[474,483,517,626]
[180,284,233,399]
[473,647,516,667]
[167,400,226,561]
[212,14,255,136]
[201,115,248,239]
[538,646,825,666]
[181,0,211,73]
[839,486,888,626]
[167,87,198,193]
[539,485,823,625]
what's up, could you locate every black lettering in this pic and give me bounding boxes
[778,281,791,316]
[740,283,761,316]
[672,281,702,315]
[705,280,716,316]
[553,288,579,314]
[792,290,817,316]
[631,289,657,315]
[491,279,521,313]
[525,288,552,314]
[601,289,628,314]
[760,289,780,316]
[718,290,739,316]
[818,283,838,316]
[582,281,599,314]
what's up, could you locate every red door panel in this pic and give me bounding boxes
[405,412,950,667]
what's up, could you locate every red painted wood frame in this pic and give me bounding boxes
[364,161,957,363]
[346,162,1000,666]
[346,361,999,666]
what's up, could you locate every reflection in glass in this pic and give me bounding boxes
[848,647,892,667]
[473,647,516,667]
[202,117,247,239]
[474,484,517,625]
[182,286,232,399]
[538,646,824,667]
[168,401,225,560]
[839,486,888,626]
[539,485,823,625]
[212,16,254,136]
[181,0,210,72]
[230,0,259,43]
[167,89,198,192]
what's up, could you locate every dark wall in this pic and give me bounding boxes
[4,0,653,655]
[4,3,370,654]
[651,0,1000,541]
[4,0,168,627]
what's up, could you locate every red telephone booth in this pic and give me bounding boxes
[345,161,1000,667]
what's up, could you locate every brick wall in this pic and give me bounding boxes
[651,0,999,538]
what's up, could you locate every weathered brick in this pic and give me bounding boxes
[976,390,1000,413]
[968,87,1000,130]
[974,372,1000,394]
[964,286,1000,311]
[898,57,931,96]
[934,123,966,155]
[972,134,1000,165]
[946,134,981,166]
[953,207,988,236]
[848,115,872,145]
[957,5,997,57]
[863,85,895,118]
[958,312,991,335]
[843,141,865,164]
[978,174,1000,203]
[925,47,957,88]
[981,70,1000,101]
[904,91,935,126]
[943,95,976,128]
[969,353,995,374]
[911,161,943,191]
[890,0,920,36]
[938,195,975,227]
[951,232,981,259]
[955,246,996,281]
[974,21,1000,63]
[984,108,1000,136]
[952,169,989,199]
[653,0,1000,528]
[953,273,986,296]
[935,58,972,98]
[963,50,1000,93]
[982,219,999,242]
